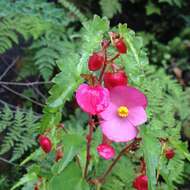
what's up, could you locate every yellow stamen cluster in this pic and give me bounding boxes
[117,106,129,118]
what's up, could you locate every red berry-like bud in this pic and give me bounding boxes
[165,149,175,160]
[88,52,104,71]
[97,144,115,160]
[38,135,52,153]
[115,38,127,54]
[55,149,63,162]
[133,175,148,190]
[103,71,128,89]
[34,185,39,190]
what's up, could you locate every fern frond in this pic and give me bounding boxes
[0,18,19,53]
[158,0,183,7]
[0,105,13,133]
[0,0,77,54]
[100,0,121,18]
[59,0,87,22]
[0,107,38,161]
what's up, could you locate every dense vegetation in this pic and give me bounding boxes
[0,0,190,190]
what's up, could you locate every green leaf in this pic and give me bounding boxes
[47,53,82,110]
[20,149,42,166]
[141,128,161,190]
[11,173,38,190]
[100,0,121,18]
[169,139,190,161]
[102,156,135,190]
[59,0,87,22]
[48,163,89,190]
[146,1,161,15]
[159,0,183,7]
[52,134,85,174]
[82,15,109,53]
[118,24,148,83]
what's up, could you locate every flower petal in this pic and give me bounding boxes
[100,117,138,142]
[99,103,117,120]
[76,84,110,115]
[127,106,147,126]
[110,86,148,108]
[76,84,95,114]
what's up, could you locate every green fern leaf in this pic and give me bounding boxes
[100,0,121,18]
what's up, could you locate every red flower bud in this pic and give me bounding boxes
[38,135,52,153]
[97,144,115,160]
[34,185,39,190]
[88,52,104,71]
[133,175,148,190]
[165,149,175,160]
[103,71,128,89]
[115,38,127,54]
[55,148,63,162]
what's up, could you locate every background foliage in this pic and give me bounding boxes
[0,0,190,190]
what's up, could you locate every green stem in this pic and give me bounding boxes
[156,142,166,184]
[96,183,101,190]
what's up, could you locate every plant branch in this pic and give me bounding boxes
[108,53,120,62]
[0,157,18,166]
[98,138,141,183]
[0,81,52,86]
[0,57,48,101]
[84,117,94,178]
[1,85,44,107]
[0,56,19,80]
[98,64,107,83]
[98,49,108,83]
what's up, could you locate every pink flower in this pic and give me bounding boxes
[97,144,115,160]
[99,86,147,142]
[76,84,110,115]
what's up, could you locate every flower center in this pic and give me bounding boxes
[117,106,129,118]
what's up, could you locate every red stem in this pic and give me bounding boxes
[98,63,107,83]
[98,52,121,83]
[98,48,108,83]
[98,138,140,183]
[108,53,120,62]
[84,117,94,178]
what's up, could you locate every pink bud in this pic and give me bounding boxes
[97,144,115,160]
[76,84,110,115]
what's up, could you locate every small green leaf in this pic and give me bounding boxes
[52,134,85,174]
[11,173,38,190]
[146,1,161,15]
[20,149,42,166]
[170,139,190,161]
[118,24,148,84]
[141,128,161,190]
[82,15,109,53]
[100,0,121,18]
[48,163,89,190]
